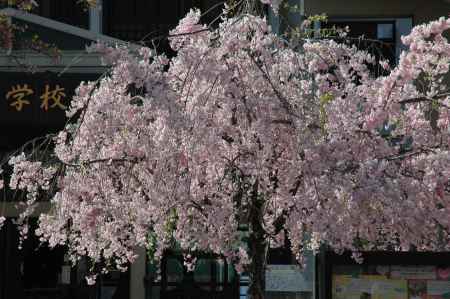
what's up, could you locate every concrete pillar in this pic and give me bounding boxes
[130,247,147,299]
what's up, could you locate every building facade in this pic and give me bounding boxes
[0,1,449,299]
[299,1,450,299]
[0,3,122,299]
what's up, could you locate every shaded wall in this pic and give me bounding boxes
[304,0,450,25]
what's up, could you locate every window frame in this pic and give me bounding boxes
[323,16,413,64]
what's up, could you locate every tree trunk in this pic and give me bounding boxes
[247,180,268,299]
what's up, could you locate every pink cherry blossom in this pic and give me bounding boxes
[1,9,450,299]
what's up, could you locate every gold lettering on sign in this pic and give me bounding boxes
[40,84,67,111]
[6,84,34,111]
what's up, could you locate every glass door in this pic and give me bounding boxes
[147,252,239,299]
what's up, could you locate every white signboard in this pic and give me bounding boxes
[333,275,407,299]
[265,264,313,292]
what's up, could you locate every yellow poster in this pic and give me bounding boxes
[333,275,407,299]
[369,279,407,299]
[333,275,362,299]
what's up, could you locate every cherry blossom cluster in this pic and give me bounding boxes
[1,8,449,285]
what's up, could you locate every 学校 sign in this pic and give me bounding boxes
[0,72,99,149]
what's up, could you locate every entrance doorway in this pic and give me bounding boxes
[148,252,239,299]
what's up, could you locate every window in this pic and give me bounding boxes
[146,252,238,299]
[239,275,249,299]
[325,20,396,65]
[324,18,413,65]
[31,0,89,29]
[103,0,223,50]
